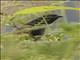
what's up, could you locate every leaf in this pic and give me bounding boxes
[13,6,80,16]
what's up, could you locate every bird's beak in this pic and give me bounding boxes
[58,16,63,17]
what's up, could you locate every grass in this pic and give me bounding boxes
[1,23,80,60]
[1,2,80,60]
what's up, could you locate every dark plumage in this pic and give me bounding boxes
[26,14,62,41]
[27,14,62,26]
[29,28,45,41]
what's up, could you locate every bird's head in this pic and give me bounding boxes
[45,14,62,18]
[43,14,62,24]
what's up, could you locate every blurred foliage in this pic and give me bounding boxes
[1,2,80,60]
[1,22,80,60]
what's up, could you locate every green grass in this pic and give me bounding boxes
[1,2,80,60]
[1,23,80,60]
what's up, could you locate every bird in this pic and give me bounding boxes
[29,28,45,41]
[25,14,62,41]
[26,14,62,26]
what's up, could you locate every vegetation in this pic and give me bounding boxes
[1,2,80,60]
[1,21,80,60]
